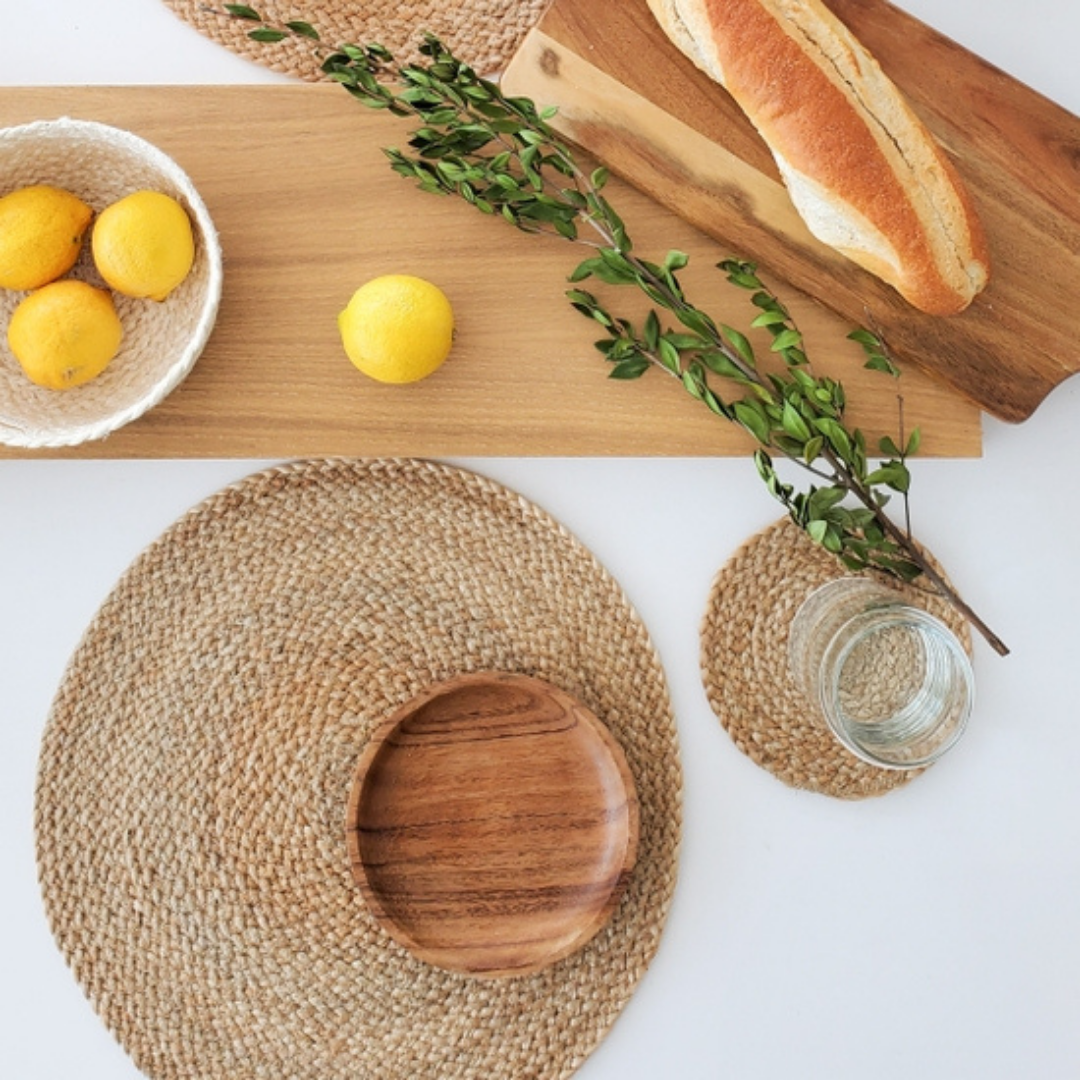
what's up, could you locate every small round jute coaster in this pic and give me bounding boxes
[162,0,550,78]
[35,458,681,1080]
[699,517,971,800]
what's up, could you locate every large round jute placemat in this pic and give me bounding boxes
[35,458,681,1080]
[162,0,550,78]
[700,517,971,800]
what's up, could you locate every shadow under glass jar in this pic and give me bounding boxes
[788,578,974,769]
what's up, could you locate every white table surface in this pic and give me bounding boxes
[3,2,1079,1077]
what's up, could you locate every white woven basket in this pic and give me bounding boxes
[0,118,222,448]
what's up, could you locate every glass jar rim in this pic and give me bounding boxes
[817,603,975,770]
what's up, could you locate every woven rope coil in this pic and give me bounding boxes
[163,0,552,78]
[700,517,971,800]
[35,458,681,1079]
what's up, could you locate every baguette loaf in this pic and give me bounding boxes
[646,0,990,315]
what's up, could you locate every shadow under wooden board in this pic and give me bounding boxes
[502,0,1080,425]
[0,84,979,459]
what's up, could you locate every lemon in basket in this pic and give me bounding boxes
[8,279,123,390]
[0,184,94,291]
[92,189,195,301]
[338,274,455,384]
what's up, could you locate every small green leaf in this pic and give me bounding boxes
[568,257,601,283]
[878,435,902,458]
[590,166,610,190]
[781,400,812,442]
[677,307,718,339]
[725,268,761,290]
[644,310,661,352]
[750,308,789,329]
[248,27,288,42]
[609,358,651,379]
[815,417,853,460]
[906,427,922,456]
[774,435,808,458]
[663,250,690,272]
[866,462,911,493]
[751,291,785,314]
[770,328,803,352]
[808,486,846,518]
[864,352,900,377]
[821,527,843,554]
[753,448,775,482]
[699,351,743,381]
[565,288,598,309]
[285,19,319,39]
[840,553,871,573]
[682,367,706,399]
[847,328,882,349]
[733,400,771,445]
[720,325,755,368]
[225,4,261,19]
[807,519,829,544]
[663,333,704,351]
[718,259,760,289]
[890,559,923,583]
[587,247,636,284]
[588,261,637,286]
[701,387,732,418]
[657,337,682,374]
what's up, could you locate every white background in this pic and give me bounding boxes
[2,1,1080,1077]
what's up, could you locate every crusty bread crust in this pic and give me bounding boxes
[647,0,990,315]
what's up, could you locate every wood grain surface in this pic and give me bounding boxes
[345,673,639,977]
[501,0,1080,423]
[0,84,980,458]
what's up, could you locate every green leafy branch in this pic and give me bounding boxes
[220,7,1007,656]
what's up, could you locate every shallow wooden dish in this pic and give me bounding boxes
[345,672,639,978]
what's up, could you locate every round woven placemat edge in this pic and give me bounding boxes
[160,0,552,79]
[34,455,683,1080]
[699,516,971,801]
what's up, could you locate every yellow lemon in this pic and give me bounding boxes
[0,184,93,291]
[7,280,123,390]
[92,190,195,302]
[338,274,455,384]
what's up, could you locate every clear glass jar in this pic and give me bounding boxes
[788,578,974,769]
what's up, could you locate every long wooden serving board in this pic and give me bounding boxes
[0,84,979,459]
[502,0,1080,424]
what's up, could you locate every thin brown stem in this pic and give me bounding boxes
[835,452,1009,655]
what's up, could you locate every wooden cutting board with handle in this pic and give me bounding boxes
[0,83,979,458]
[502,0,1080,424]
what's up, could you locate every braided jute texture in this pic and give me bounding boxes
[700,518,971,800]
[162,0,551,78]
[35,458,682,1079]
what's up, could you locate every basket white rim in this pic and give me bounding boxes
[0,117,224,449]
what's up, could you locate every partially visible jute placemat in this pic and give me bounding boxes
[35,458,681,1080]
[700,517,971,800]
[163,0,551,78]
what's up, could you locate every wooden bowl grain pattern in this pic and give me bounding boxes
[346,672,640,978]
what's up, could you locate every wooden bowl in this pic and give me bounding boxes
[346,672,639,978]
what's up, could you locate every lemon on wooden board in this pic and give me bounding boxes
[338,274,455,384]
[92,189,195,301]
[0,184,94,291]
[7,279,123,390]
